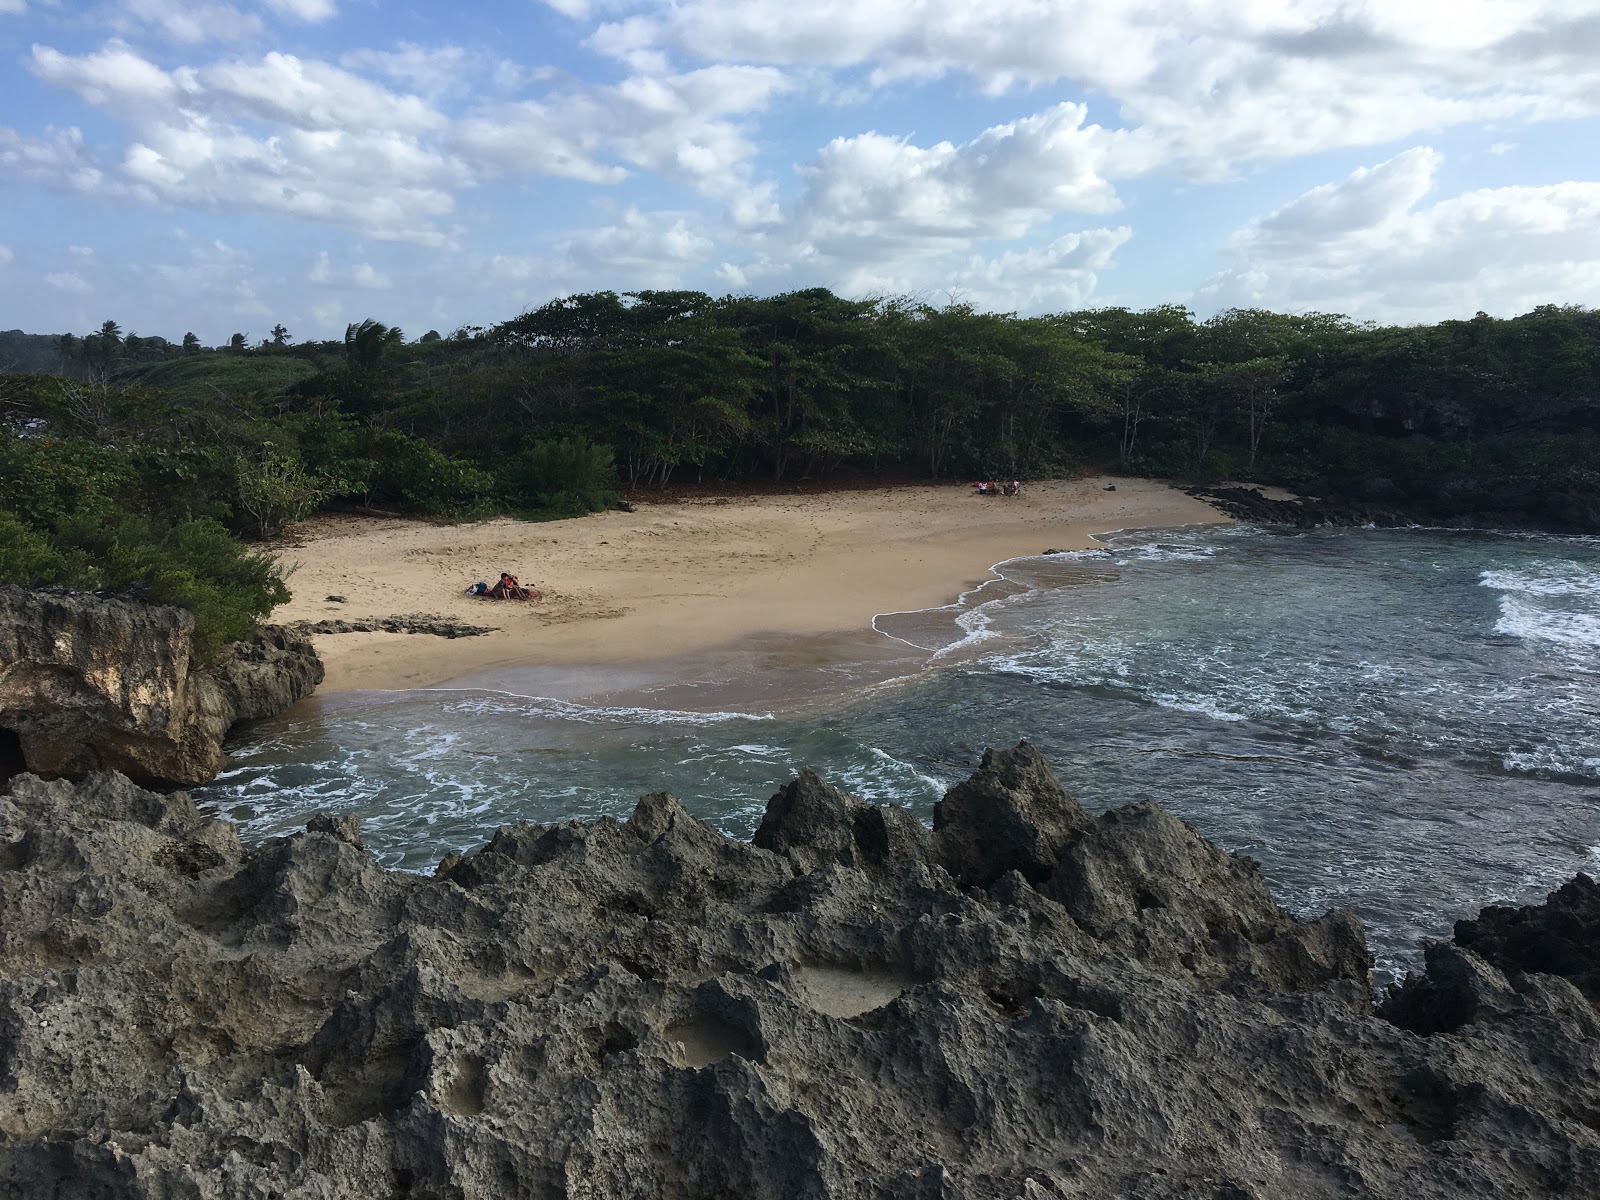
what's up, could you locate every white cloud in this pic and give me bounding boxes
[309,250,392,288]
[32,43,181,108]
[192,53,446,133]
[262,0,335,21]
[120,0,263,44]
[27,44,462,243]
[0,245,13,266]
[0,126,106,192]
[588,1,1600,178]
[949,227,1133,312]
[558,206,712,283]
[22,41,786,243]
[454,64,788,195]
[791,104,1124,261]
[340,44,479,101]
[69,244,94,256]
[1208,148,1600,319]
[45,271,92,294]
[153,235,272,319]
[0,0,26,13]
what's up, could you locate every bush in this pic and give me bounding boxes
[48,513,290,659]
[1,506,289,661]
[233,443,332,538]
[0,434,135,529]
[0,513,64,584]
[364,429,494,517]
[508,437,620,516]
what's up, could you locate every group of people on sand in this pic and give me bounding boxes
[972,480,1024,497]
[466,572,539,601]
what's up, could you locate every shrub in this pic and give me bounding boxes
[508,437,620,516]
[233,442,333,539]
[50,513,290,659]
[0,513,64,585]
[364,429,494,517]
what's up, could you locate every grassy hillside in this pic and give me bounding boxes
[120,354,320,403]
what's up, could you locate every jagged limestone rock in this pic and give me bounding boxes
[0,748,1596,1198]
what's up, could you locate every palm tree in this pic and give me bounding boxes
[343,318,403,370]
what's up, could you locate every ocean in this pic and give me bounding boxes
[196,524,1600,985]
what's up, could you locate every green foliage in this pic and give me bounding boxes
[7,294,1600,544]
[0,512,63,584]
[0,433,135,528]
[234,443,333,539]
[46,513,290,659]
[120,354,318,405]
[363,429,493,517]
[508,437,619,516]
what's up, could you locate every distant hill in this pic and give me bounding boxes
[0,330,88,378]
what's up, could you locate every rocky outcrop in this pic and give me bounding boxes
[1186,485,1415,529]
[0,586,322,787]
[1,742,1597,1198]
[288,613,496,639]
[1187,482,1600,534]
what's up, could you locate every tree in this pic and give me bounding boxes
[270,324,290,347]
[1214,356,1291,476]
[181,333,200,354]
[91,320,122,378]
[228,333,247,354]
[233,442,332,539]
[343,319,403,370]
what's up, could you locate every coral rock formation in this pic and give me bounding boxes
[0,743,1596,1197]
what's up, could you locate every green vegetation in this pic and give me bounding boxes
[3,297,1598,653]
[121,354,319,406]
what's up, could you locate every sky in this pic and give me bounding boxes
[2,1,1599,345]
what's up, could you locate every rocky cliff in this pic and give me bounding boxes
[1,743,1595,1198]
[0,586,323,787]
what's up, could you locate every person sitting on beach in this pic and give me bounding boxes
[972,480,987,495]
[505,573,534,600]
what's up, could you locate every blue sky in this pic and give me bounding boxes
[2,0,1598,344]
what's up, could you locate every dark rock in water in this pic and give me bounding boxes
[1,746,1598,1198]
[0,586,322,787]
[1186,485,1413,529]
[1384,873,1600,1032]
[212,624,327,724]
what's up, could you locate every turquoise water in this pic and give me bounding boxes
[198,525,1600,982]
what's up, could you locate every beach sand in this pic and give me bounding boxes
[271,476,1228,691]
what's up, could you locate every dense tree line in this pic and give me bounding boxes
[3,294,1598,650]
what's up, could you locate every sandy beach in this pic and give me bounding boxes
[271,476,1228,691]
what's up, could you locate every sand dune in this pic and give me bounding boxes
[271,476,1227,691]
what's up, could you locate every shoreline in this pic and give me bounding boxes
[270,476,1231,693]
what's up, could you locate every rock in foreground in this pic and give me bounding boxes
[0,743,1597,1198]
